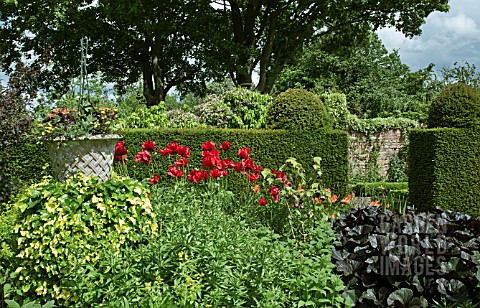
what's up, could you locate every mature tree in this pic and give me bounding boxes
[0,0,218,106]
[210,0,449,94]
[276,31,438,118]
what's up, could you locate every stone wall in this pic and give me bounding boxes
[349,129,405,179]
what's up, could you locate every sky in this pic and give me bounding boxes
[377,0,480,72]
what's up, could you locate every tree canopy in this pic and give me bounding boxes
[0,0,450,106]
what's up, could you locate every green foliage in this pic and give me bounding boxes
[277,32,437,119]
[267,89,333,131]
[25,182,348,306]
[5,299,55,308]
[351,182,408,197]
[119,127,350,195]
[387,151,408,182]
[427,83,480,129]
[194,87,273,129]
[438,61,480,88]
[223,87,273,129]
[2,174,158,304]
[408,128,480,216]
[122,103,170,129]
[333,206,480,307]
[0,64,35,204]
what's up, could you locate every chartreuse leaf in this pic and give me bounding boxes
[5,300,21,308]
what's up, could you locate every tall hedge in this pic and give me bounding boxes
[7,128,350,196]
[408,128,480,216]
[119,128,349,194]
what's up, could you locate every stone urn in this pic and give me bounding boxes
[45,134,122,183]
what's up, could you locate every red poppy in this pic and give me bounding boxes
[259,198,267,206]
[158,148,172,156]
[149,174,160,185]
[330,194,338,203]
[202,141,216,151]
[174,157,189,167]
[221,159,234,169]
[167,166,183,178]
[238,148,250,159]
[210,169,223,178]
[271,169,285,179]
[248,173,259,182]
[202,149,220,157]
[241,158,254,171]
[188,169,208,183]
[252,165,263,174]
[269,185,280,203]
[202,155,221,169]
[233,162,243,172]
[166,142,180,153]
[135,150,152,165]
[142,140,156,151]
[220,141,231,151]
[114,141,128,156]
[114,155,127,164]
[177,146,191,158]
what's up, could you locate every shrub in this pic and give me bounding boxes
[2,174,158,304]
[408,128,480,216]
[333,206,480,307]
[427,83,480,129]
[166,108,203,128]
[267,89,333,131]
[194,87,272,129]
[122,103,169,128]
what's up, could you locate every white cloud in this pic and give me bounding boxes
[377,0,480,72]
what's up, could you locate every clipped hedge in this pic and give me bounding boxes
[408,128,480,216]
[119,127,349,194]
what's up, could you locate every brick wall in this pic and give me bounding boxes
[349,129,405,178]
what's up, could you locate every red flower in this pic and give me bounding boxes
[202,141,216,151]
[177,146,191,158]
[210,169,223,179]
[221,159,234,169]
[158,148,172,156]
[167,166,183,178]
[253,165,263,174]
[135,150,152,165]
[166,142,180,153]
[271,169,285,179]
[220,141,231,151]
[149,174,160,185]
[269,185,280,203]
[142,139,156,151]
[114,141,128,156]
[202,149,220,157]
[174,157,189,167]
[188,169,208,183]
[238,148,250,159]
[248,173,259,182]
[259,198,267,206]
[330,194,338,203]
[114,155,127,164]
[241,158,254,171]
[233,162,243,172]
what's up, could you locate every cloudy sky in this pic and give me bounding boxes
[377,0,480,72]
